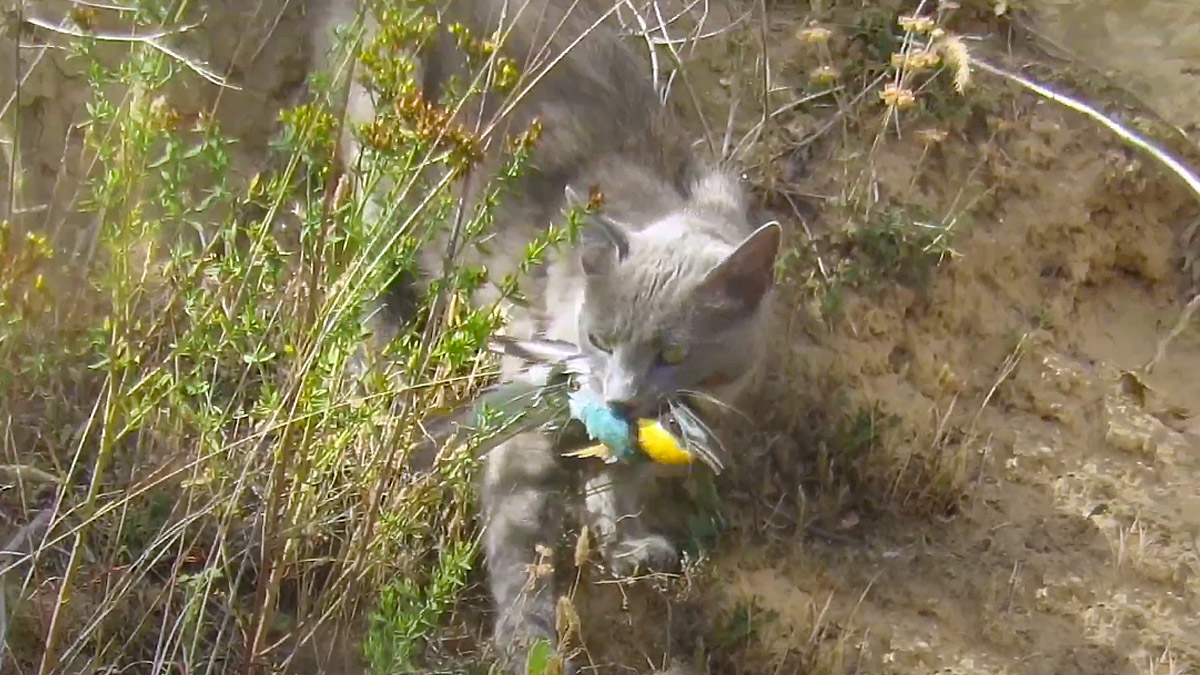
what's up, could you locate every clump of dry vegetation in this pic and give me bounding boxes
[0,1,550,671]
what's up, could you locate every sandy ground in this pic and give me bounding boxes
[5,1,1200,674]
[567,3,1200,674]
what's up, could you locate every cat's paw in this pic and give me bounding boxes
[605,534,680,578]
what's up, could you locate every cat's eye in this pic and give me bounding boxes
[659,344,689,365]
[588,332,613,353]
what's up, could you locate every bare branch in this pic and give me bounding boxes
[21,12,241,90]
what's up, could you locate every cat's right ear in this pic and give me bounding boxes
[566,186,629,276]
[697,221,781,314]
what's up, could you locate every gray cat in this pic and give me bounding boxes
[312,0,780,670]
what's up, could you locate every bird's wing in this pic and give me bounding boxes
[562,442,618,463]
[488,335,581,364]
[409,379,570,466]
[487,335,593,377]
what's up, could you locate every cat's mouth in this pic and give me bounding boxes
[605,397,672,421]
[647,399,673,420]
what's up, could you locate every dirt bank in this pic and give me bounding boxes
[563,2,1200,673]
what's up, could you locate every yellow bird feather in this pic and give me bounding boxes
[635,419,693,465]
[562,443,613,460]
[562,418,693,465]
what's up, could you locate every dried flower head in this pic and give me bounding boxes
[587,184,605,210]
[810,65,839,86]
[527,543,555,579]
[148,95,180,131]
[526,560,554,579]
[556,595,582,643]
[898,14,936,34]
[891,50,942,71]
[880,83,916,109]
[917,128,949,145]
[68,7,99,30]
[573,525,591,567]
[797,23,832,45]
[937,35,972,93]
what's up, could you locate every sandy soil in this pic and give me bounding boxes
[5,1,1200,674]
[568,3,1200,674]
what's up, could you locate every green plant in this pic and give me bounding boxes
[363,540,475,673]
[0,0,572,671]
[840,206,958,286]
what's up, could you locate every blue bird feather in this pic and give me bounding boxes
[566,389,639,462]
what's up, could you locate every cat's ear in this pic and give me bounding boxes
[698,222,781,313]
[579,214,631,276]
[565,185,630,276]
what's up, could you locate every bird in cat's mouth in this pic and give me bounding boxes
[412,335,728,472]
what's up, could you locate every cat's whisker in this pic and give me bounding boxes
[675,388,754,424]
[666,398,730,473]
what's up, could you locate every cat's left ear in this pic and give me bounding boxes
[698,222,782,313]
[578,214,630,276]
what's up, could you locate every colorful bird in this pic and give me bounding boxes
[561,386,712,466]
[412,335,728,473]
[564,415,697,466]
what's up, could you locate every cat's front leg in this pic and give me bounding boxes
[482,430,577,673]
[582,462,679,578]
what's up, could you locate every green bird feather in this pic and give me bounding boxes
[409,336,586,462]
[413,373,571,461]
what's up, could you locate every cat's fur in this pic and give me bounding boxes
[311,0,780,670]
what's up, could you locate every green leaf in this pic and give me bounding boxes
[525,638,554,675]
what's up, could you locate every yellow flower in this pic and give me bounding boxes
[797,23,832,45]
[810,65,839,86]
[880,83,916,110]
[892,50,942,71]
[898,14,936,34]
[917,128,949,145]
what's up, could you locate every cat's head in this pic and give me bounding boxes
[571,172,780,417]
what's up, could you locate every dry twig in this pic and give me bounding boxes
[972,57,1200,203]
[972,59,1200,373]
[21,12,241,90]
[1144,293,1200,374]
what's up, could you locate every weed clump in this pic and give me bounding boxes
[0,1,558,671]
